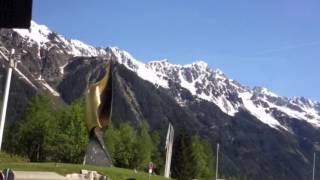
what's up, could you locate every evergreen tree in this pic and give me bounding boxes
[191,136,214,179]
[172,132,196,180]
[172,132,215,180]
[151,131,164,175]
[133,121,154,170]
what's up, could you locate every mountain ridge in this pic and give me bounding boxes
[8,21,320,130]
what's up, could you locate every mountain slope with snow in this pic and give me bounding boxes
[105,47,320,130]
[13,21,106,58]
[4,21,320,130]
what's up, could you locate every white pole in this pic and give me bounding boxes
[164,124,170,177]
[164,123,174,178]
[313,152,316,180]
[215,143,220,180]
[0,49,15,151]
[168,125,174,179]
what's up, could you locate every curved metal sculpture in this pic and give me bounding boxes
[84,61,113,167]
[86,62,112,132]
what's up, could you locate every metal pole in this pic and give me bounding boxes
[216,143,220,180]
[168,125,174,179]
[164,123,174,178]
[0,49,15,151]
[313,152,316,180]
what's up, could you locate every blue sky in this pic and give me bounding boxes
[33,0,320,101]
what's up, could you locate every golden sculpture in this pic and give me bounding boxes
[85,62,113,132]
[84,61,113,166]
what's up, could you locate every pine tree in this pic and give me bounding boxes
[151,131,164,175]
[172,132,215,180]
[172,132,197,180]
[192,136,214,179]
[133,121,154,170]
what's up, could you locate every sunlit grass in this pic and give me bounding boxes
[0,152,168,180]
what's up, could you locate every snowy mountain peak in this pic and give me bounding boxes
[104,47,320,129]
[108,47,140,64]
[253,87,279,97]
[214,68,224,75]
[184,60,208,69]
[13,21,106,57]
[11,21,320,130]
[13,21,51,46]
[290,96,317,109]
[148,59,169,65]
[195,60,208,67]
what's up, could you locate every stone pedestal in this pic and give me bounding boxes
[84,128,112,167]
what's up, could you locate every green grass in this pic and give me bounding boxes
[0,152,168,180]
[0,162,168,180]
[0,152,28,163]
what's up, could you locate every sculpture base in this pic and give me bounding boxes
[84,128,113,167]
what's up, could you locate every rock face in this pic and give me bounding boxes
[1,21,320,180]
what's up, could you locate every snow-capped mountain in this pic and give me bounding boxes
[104,46,320,130]
[13,21,106,58]
[4,21,320,131]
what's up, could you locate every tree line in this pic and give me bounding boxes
[3,94,87,163]
[3,94,216,179]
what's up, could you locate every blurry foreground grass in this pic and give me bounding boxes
[0,152,168,180]
[0,152,28,163]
